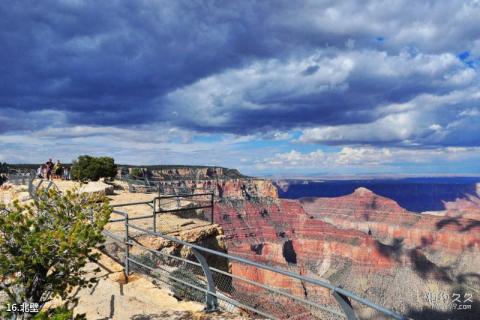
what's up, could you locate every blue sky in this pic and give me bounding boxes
[0,0,479,177]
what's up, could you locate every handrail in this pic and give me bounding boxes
[102,198,407,320]
[127,222,405,320]
[125,236,346,317]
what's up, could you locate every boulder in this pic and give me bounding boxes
[79,180,114,196]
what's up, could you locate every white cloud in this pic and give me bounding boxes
[260,146,480,169]
[299,88,480,146]
[163,49,475,138]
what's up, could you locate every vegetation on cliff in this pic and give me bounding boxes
[71,155,117,182]
[0,189,111,319]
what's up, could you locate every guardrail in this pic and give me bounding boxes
[4,171,32,186]
[28,178,59,200]
[101,197,407,320]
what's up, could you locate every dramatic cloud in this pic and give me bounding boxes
[164,50,478,138]
[258,147,480,175]
[299,88,480,147]
[0,0,479,174]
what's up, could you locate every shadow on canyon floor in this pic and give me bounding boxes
[435,214,480,233]
[374,236,479,284]
[406,287,479,320]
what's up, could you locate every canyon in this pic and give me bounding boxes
[209,177,480,319]
[124,167,479,319]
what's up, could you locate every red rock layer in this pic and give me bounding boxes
[156,178,278,199]
[214,198,397,300]
[300,187,480,253]
[211,188,480,318]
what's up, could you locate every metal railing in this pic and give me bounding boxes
[101,197,408,320]
[3,171,33,186]
[28,178,59,200]
[109,193,214,233]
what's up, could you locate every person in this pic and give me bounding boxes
[46,159,53,180]
[41,164,48,179]
[53,160,63,179]
[36,166,43,178]
[63,167,70,180]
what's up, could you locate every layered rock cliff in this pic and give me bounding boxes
[300,188,480,254]
[142,166,278,199]
[213,186,480,319]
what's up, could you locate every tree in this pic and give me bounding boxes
[0,162,8,174]
[130,167,144,178]
[0,189,111,319]
[70,155,117,181]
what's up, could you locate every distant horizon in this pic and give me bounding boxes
[5,161,480,180]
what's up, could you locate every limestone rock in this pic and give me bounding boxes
[80,180,114,196]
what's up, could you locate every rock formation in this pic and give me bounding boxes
[80,180,115,196]
[133,166,278,199]
[212,186,480,319]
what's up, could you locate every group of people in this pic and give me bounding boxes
[36,159,70,180]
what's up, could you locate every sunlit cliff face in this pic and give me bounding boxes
[211,181,479,318]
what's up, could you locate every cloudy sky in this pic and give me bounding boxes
[1,0,479,176]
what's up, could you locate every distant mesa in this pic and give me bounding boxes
[353,187,373,195]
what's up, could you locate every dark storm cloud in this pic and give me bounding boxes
[0,0,479,148]
[0,1,283,124]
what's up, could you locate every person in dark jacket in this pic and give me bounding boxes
[46,159,53,180]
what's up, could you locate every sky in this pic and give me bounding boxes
[0,0,479,177]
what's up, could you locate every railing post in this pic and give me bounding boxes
[192,249,218,312]
[124,213,130,282]
[332,290,358,320]
[210,193,214,224]
[153,198,157,233]
[28,177,33,197]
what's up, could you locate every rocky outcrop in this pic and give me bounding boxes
[130,165,278,200]
[428,193,480,221]
[0,183,31,204]
[79,180,115,196]
[300,188,480,254]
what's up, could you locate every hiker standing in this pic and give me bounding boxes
[53,160,63,179]
[63,167,70,180]
[46,159,53,180]
[41,164,48,179]
[36,166,43,178]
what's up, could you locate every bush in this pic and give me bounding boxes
[0,189,111,319]
[70,155,117,181]
[0,162,8,174]
[33,306,86,320]
[130,167,144,178]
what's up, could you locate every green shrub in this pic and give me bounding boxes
[0,162,8,174]
[33,306,86,320]
[130,167,144,178]
[71,155,117,181]
[0,189,111,319]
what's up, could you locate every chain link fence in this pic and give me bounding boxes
[101,197,407,320]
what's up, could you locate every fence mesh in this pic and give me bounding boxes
[101,195,405,320]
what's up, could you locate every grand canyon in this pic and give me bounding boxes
[128,167,480,319]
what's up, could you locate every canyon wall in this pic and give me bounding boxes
[145,166,278,199]
[213,186,480,319]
